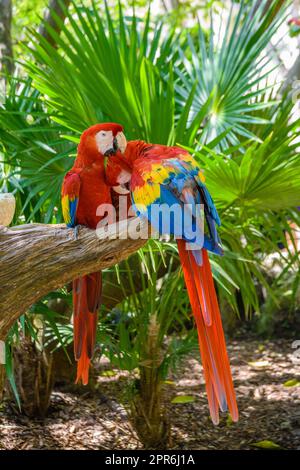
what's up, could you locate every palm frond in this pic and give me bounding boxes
[175,0,289,149]
[0,77,74,222]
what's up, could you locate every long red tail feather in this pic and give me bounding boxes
[73,272,102,385]
[177,240,238,424]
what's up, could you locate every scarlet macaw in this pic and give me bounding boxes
[288,17,300,36]
[107,139,239,425]
[61,123,127,384]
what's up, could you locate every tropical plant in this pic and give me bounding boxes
[4,288,72,415]
[190,92,300,315]
[0,77,74,223]
[2,2,212,221]
[1,0,299,446]
[24,1,176,139]
[175,0,289,149]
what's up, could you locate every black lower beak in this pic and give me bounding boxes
[104,138,119,156]
[113,137,118,152]
[104,148,115,156]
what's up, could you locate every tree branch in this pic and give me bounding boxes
[0,219,148,339]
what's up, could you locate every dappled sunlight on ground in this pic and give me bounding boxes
[0,339,299,449]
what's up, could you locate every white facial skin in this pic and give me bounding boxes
[115,131,127,153]
[95,129,129,193]
[95,130,127,155]
[95,130,114,155]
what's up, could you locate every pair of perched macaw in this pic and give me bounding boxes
[61,123,238,425]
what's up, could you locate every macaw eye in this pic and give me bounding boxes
[95,129,114,155]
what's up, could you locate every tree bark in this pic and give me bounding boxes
[0,0,13,75]
[0,219,148,340]
[38,0,71,48]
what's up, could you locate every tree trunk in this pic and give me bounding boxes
[7,337,55,418]
[0,219,148,341]
[38,0,71,48]
[0,0,13,75]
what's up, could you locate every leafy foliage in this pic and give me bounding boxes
[24,1,176,141]
[175,0,289,149]
[0,78,74,222]
[98,243,198,378]
[1,0,300,409]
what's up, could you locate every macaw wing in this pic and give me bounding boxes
[130,147,222,255]
[61,171,81,227]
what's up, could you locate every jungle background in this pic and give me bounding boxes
[0,0,300,450]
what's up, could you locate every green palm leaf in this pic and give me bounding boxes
[175,0,289,149]
[0,77,74,222]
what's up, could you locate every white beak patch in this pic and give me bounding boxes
[95,130,114,155]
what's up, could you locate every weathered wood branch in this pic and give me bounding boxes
[0,219,148,339]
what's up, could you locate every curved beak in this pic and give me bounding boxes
[104,137,119,157]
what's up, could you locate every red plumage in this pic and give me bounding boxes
[61,123,123,384]
[177,241,238,424]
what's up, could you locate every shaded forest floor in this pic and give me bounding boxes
[0,339,299,450]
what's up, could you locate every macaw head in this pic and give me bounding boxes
[288,17,300,36]
[78,123,127,163]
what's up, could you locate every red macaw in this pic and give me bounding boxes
[288,17,300,36]
[107,139,239,425]
[61,123,127,384]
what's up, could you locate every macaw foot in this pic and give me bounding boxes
[73,225,84,240]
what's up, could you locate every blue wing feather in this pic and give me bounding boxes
[131,150,222,255]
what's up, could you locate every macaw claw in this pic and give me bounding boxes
[73,225,83,240]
